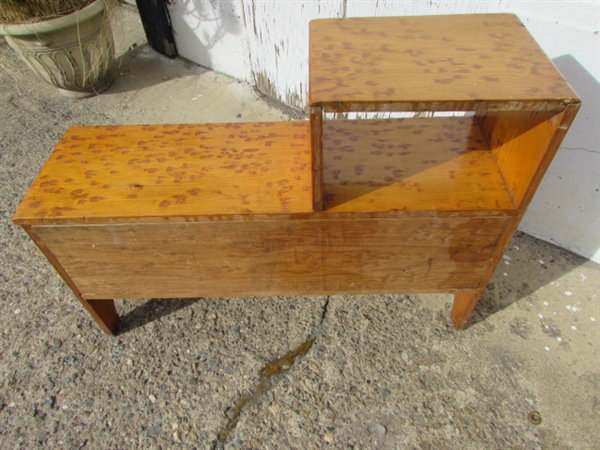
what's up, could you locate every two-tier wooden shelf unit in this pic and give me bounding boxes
[14,14,580,335]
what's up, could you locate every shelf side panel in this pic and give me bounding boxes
[476,110,566,206]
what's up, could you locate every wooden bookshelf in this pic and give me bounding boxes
[13,14,580,335]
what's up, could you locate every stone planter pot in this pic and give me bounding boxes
[0,0,114,98]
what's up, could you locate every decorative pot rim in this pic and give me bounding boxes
[0,0,104,37]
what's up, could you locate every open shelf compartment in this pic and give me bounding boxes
[322,115,515,213]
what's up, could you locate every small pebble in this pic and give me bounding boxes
[371,424,387,437]
[544,347,551,351]
[186,431,199,443]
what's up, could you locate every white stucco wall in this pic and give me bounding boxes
[168,0,600,262]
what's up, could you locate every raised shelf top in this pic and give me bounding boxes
[309,14,579,112]
[13,122,313,224]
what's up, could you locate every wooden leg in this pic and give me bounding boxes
[451,291,482,330]
[79,299,119,336]
[23,227,120,335]
[23,230,119,336]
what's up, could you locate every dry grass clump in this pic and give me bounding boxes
[0,0,115,24]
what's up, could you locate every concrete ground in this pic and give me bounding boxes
[1,5,598,449]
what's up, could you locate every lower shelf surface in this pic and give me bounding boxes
[322,116,516,213]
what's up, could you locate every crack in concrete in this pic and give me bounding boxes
[212,338,315,449]
[320,295,331,326]
[212,297,331,449]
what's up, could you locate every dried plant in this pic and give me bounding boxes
[0,0,116,24]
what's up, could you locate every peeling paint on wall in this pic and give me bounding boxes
[242,0,509,110]
[242,0,344,110]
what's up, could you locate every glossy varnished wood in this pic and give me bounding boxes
[13,122,313,225]
[13,15,581,334]
[309,14,579,111]
[310,106,324,211]
[476,110,565,206]
[322,116,515,212]
[451,105,579,330]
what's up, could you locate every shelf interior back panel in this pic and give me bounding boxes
[322,116,516,213]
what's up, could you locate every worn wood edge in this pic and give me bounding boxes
[312,99,579,113]
[22,225,119,335]
[14,208,517,227]
[310,106,324,211]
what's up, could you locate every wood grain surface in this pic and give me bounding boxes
[13,122,313,225]
[310,106,324,211]
[322,116,515,212]
[477,110,565,205]
[309,14,579,111]
[31,216,508,300]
